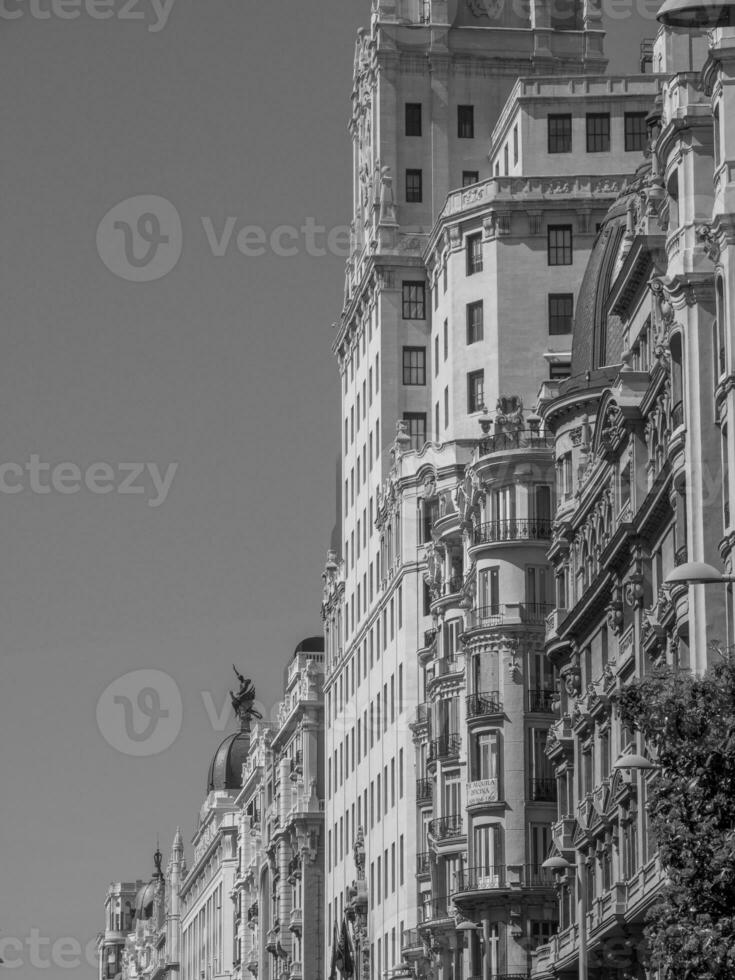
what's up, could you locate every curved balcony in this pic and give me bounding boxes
[428,814,463,842]
[427,733,461,763]
[465,603,553,633]
[478,429,554,457]
[473,518,552,547]
[453,864,555,897]
[466,691,503,720]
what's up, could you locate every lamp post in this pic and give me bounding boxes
[454,917,488,980]
[664,561,735,587]
[541,854,587,980]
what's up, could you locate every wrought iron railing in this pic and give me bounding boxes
[416,778,433,803]
[521,602,554,624]
[428,814,463,841]
[528,689,555,713]
[428,733,461,762]
[478,429,554,456]
[401,928,423,951]
[415,702,430,725]
[416,850,432,875]
[423,627,438,648]
[467,691,502,718]
[529,777,557,802]
[421,895,452,922]
[466,604,504,628]
[453,865,554,892]
[473,518,553,545]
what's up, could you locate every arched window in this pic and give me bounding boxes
[670,332,684,427]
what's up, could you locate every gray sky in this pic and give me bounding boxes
[0,2,652,975]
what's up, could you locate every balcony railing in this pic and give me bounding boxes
[478,429,554,456]
[453,865,555,893]
[416,850,431,875]
[401,929,424,952]
[473,518,553,545]
[423,628,438,648]
[421,895,452,923]
[467,603,553,631]
[428,733,461,762]
[528,689,555,713]
[416,778,433,803]
[529,777,557,802]
[466,691,502,718]
[428,814,463,841]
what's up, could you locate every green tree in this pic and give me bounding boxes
[614,656,735,980]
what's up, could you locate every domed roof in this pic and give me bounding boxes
[568,164,651,388]
[134,880,158,921]
[134,847,164,921]
[207,730,250,793]
[294,636,324,655]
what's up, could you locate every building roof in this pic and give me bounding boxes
[569,163,652,386]
[206,730,250,793]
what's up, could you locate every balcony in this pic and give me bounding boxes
[478,428,554,456]
[290,962,302,980]
[473,518,552,546]
[414,702,430,726]
[453,865,555,895]
[416,850,431,876]
[421,895,453,924]
[401,928,424,954]
[528,689,555,713]
[466,603,552,632]
[545,608,568,642]
[529,777,557,802]
[422,628,438,649]
[428,814,463,841]
[416,778,433,804]
[466,691,503,719]
[428,733,461,763]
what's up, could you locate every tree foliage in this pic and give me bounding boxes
[614,657,735,980]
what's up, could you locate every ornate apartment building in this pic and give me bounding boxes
[528,9,735,980]
[232,637,326,980]
[321,3,663,980]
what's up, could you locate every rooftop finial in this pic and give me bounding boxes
[230,667,263,733]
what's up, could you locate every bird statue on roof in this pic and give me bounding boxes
[230,666,263,731]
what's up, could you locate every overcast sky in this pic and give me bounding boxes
[0,2,653,975]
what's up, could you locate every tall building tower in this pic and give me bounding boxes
[322,3,610,979]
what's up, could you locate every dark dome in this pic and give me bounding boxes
[569,164,651,384]
[294,636,324,655]
[207,730,250,793]
[134,879,159,921]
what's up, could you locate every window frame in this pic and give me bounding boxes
[405,168,423,203]
[547,225,573,266]
[548,113,572,154]
[405,102,422,137]
[402,346,427,386]
[586,112,611,153]
[458,104,475,139]
[467,369,485,414]
[624,111,648,152]
[402,281,426,320]
[466,300,484,344]
[548,293,574,335]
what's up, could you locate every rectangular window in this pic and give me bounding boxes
[435,401,440,440]
[548,114,572,153]
[402,282,426,319]
[462,170,479,187]
[548,226,573,266]
[468,370,485,413]
[405,102,422,137]
[404,412,427,452]
[513,123,519,164]
[406,169,423,203]
[624,111,648,152]
[434,335,439,376]
[548,293,574,334]
[444,386,449,430]
[402,347,426,385]
[466,233,483,275]
[458,105,475,139]
[467,300,484,343]
[586,113,610,153]
[443,319,448,360]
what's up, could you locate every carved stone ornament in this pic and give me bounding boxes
[695,222,721,263]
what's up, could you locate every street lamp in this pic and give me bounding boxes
[664,561,735,586]
[612,753,658,771]
[540,853,587,980]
